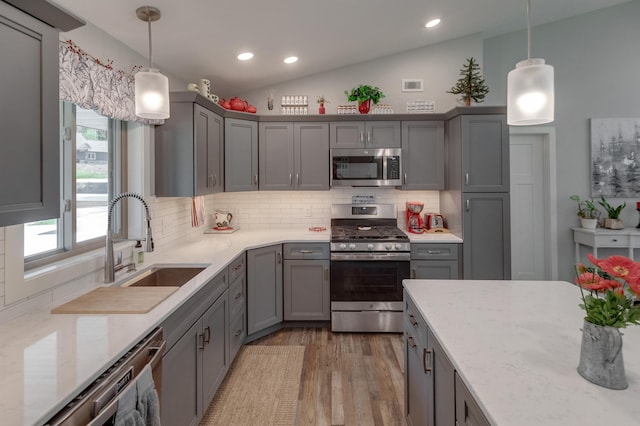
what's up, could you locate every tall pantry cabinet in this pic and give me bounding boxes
[441,110,511,279]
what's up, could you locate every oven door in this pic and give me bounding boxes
[330,252,410,302]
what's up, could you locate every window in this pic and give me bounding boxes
[24,102,126,266]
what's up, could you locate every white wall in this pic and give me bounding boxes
[237,35,483,115]
[483,0,640,281]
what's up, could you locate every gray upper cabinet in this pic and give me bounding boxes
[401,121,444,190]
[225,118,258,192]
[0,2,68,226]
[454,115,509,192]
[259,122,329,190]
[330,121,401,148]
[155,101,224,196]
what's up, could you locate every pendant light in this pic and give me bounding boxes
[134,6,170,119]
[507,0,554,125]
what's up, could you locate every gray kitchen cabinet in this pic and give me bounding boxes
[463,193,511,279]
[401,121,444,190]
[227,253,246,360]
[247,244,283,335]
[160,270,229,426]
[155,99,224,196]
[259,122,329,190]
[455,372,491,426]
[283,243,330,321]
[410,243,460,279]
[0,2,79,226]
[330,121,401,148]
[430,328,455,426]
[225,118,259,192]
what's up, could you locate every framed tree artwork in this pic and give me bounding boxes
[591,118,640,197]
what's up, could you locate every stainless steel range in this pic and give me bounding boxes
[330,204,410,332]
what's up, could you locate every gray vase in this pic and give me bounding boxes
[577,319,628,390]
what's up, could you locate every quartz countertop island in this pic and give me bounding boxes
[403,279,640,425]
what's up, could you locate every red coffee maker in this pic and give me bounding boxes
[406,202,425,234]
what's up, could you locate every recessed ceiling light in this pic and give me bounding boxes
[284,56,298,64]
[237,52,254,61]
[425,18,441,28]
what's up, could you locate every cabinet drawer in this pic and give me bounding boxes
[229,275,246,320]
[229,311,246,360]
[404,291,427,346]
[593,235,629,247]
[455,372,490,426]
[228,253,246,282]
[411,243,459,260]
[283,243,330,260]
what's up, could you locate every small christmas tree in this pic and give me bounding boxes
[447,57,489,107]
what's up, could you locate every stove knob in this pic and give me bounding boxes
[395,243,403,250]
[349,243,356,250]
[385,243,393,250]
[367,244,374,251]
[339,243,347,250]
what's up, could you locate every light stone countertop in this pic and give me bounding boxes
[403,280,640,426]
[1,227,461,425]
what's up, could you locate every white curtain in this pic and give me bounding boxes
[59,42,164,124]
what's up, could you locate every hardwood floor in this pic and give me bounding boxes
[249,328,407,426]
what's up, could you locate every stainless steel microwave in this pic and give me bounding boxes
[331,148,402,187]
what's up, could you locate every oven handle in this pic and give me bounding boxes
[331,252,410,261]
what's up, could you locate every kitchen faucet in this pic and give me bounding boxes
[105,192,154,283]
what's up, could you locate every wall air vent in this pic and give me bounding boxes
[402,79,424,92]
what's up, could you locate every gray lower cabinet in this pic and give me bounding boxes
[410,243,460,279]
[0,2,63,226]
[225,118,259,192]
[430,328,455,426]
[283,243,330,321]
[228,253,246,360]
[247,244,283,335]
[401,121,444,190]
[160,271,229,426]
[155,97,224,196]
[455,373,490,426]
[259,122,329,190]
[463,193,511,279]
[330,121,401,148]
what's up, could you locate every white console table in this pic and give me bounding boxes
[572,227,640,263]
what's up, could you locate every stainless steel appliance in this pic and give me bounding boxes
[331,148,402,187]
[45,327,165,426]
[330,204,410,332]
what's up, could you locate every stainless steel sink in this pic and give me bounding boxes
[121,266,206,288]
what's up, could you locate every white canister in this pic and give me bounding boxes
[198,79,211,96]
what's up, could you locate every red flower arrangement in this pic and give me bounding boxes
[575,254,640,328]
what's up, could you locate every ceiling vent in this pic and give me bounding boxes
[402,79,424,92]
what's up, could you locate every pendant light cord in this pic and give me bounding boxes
[526,0,531,62]
[147,13,153,68]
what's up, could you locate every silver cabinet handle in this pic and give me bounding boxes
[203,326,211,344]
[427,250,441,254]
[198,333,205,350]
[465,173,469,185]
[423,348,433,374]
[407,336,417,348]
[367,130,371,143]
[324,266,329,280]
[411,267,416,279]
[466,199,470,211]
[277,251,282,264]
[404,173,407,185]
[289,173,292,186]
[296,173,299,185]
[254,174,258,185]
[360,131,364,142]
[235,329,242,337]
[234,291,242,300]
[299,250,313,254]
[409,314,418,327]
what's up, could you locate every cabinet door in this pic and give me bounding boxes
[330,121,366,148]
[283,259,330,321]
[405,329,433,426]
[259,122,295,190]
[194,104,224,195]
[401,121,444,190]
[0,3,59,226]
[462,115,509,192]
[247,244,283,335]
[229,308,246,360]
[161,320,201,426]
[429,328,455,426]
[463,193,511,279]
[367,121,401,148]
[455,373,491,426]
[411,260,459,279]
[225,118,258,192]
[294,122,330,190]
[201,291,229,410]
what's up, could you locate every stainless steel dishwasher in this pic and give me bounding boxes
[45,327,165,426]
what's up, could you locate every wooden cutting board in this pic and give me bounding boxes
[51,286,179,314]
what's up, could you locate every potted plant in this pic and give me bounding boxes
[598,196,626,229]
[344,84,385,114]
[570,195,600,229]
[447,57,489,107]
[317,95,329,115]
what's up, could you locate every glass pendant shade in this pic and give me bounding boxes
[507,58,554,125]
[135,68,170,119]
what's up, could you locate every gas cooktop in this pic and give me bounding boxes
[331,225,409,241]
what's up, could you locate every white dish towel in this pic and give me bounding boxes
[136,364,161,426]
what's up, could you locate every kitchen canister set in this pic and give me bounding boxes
[187,78,219,103]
